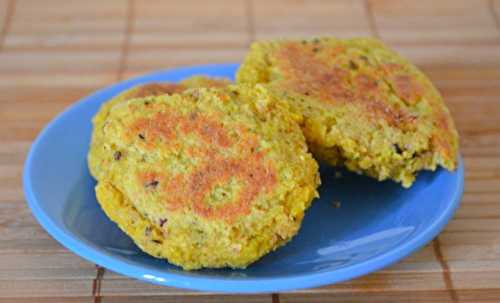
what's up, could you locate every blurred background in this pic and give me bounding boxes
[1,0,500,302]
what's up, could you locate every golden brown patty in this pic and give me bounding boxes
[88,84,320,269]
[237,37,459,187]
[89,76,230,179]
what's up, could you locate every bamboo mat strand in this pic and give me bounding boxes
[1,0,500,302]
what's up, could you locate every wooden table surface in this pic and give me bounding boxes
[1,0,500,302]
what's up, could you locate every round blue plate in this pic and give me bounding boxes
[23,63,464,293]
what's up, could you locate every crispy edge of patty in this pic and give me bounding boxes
[91,85,320,269]
[236,37,459,187]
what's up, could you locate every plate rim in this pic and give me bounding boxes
[23,63,464,293]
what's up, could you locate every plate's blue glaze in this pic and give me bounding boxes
[23,63,464,293]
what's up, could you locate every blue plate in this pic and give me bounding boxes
[23,63,464,293]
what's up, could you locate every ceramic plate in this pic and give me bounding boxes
[23,64,464,293]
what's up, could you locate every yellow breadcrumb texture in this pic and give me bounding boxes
[88,76,230,179]
[237,37,459,187]
[88,84,320,270]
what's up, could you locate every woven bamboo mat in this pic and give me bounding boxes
[1,0,500,302]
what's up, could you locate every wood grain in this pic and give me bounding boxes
[100,294,273,303]
[123,0,249,78]
[495,0,500,24]
[0,278,91,298]
[0,49,121,85]
[0,298,92,303]
[1,0,126,85]
[252,0,374,39]
[370,0,500,44]
[1,0,500,301]
[124,47,248,79]
[422,66,500,89]
[280,291,454,303]
[390,44,500,68]
[4,0,127,50]
[0,1,9,40]
[457,289,500,303]
[0,0,14,50]
[132,0,249,48]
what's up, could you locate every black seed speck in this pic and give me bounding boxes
[304,91,310,96]
[152,239,162,244]
[393,144,404,154]
[159,218,168,227]
[113,151,122,160]
[144,101,150,105]
[349,60,358,70]
[138,133,145,140]
[145,180,159,188]
[312,47,320,53]
[301,40,307,45]
[313,38,320,44]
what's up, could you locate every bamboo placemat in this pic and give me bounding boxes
[1,0,500,302]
